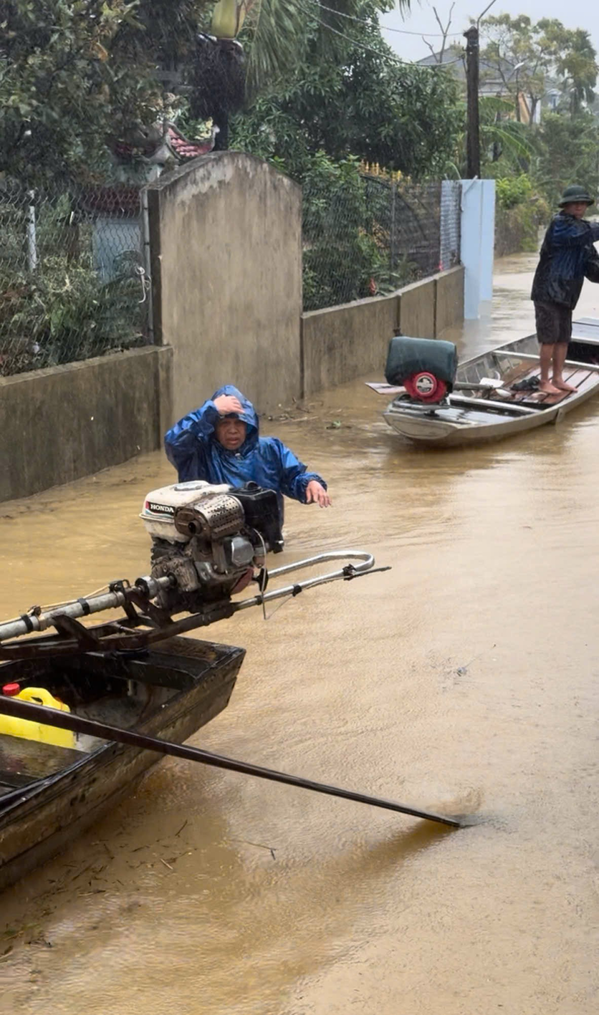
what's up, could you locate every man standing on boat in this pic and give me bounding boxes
[532,185,599,395]
[165,386,331,522]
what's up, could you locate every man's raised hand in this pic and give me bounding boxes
[214,394,244,416]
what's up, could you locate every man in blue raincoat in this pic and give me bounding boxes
[164,386,331,519]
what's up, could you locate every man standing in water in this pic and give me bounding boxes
[532,185,599,394]
[165,386,331,525]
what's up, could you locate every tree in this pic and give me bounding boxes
[445,96,536,179]
[552,27,597,114]
[0,0,421,172]
[421,3,456,66]
[479,15,598,125]
[113,0,209,73]
[300,152,408,309]
[0,0,165,184]
[0,0,429,176]
[190,0,412,149]
[0,0,318,174]
[533,112,599,208]
[190,36,246,149]
[231,0,460,179]
[229,0,461,310]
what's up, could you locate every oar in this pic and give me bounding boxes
[0,697,462,828]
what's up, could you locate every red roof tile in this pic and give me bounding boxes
[167,126,215,159]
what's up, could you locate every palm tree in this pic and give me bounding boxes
[557,32,597,115]
[445,96,536,177]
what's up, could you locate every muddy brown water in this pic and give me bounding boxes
[1,257,599,1014]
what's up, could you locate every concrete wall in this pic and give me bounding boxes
[302,294,398,397]
[0,347,172,503]
[435,266,465,335]
[301,267,464,395]
[148,152,302,422]
[397,279,436,339]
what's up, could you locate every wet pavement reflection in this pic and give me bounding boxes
[1,256,599,1014]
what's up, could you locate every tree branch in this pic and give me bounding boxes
[423,36,440,63]
[432,3,455,64]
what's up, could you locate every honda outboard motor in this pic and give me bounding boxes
[140,480,284,614]
[385,336,458,404]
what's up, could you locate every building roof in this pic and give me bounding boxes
[417,47,522,85]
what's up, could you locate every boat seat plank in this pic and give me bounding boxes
[571,321,599,341]
[0,733,82,784]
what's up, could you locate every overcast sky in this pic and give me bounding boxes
[380,0,599,63]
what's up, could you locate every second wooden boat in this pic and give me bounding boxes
[370,317,599,447]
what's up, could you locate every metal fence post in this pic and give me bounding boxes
[26,191,37,272]
[141,186,155,344]
[390,182,397,271]
[440,180,461,272]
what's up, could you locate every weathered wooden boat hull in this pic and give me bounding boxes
[383,319,599,447]
[0,636,244,891]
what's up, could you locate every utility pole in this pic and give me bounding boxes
[463,26,481,179]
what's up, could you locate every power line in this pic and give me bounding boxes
[381,23,463,38]
[305,0,463,37]
[314,17,430,63]
[302,6,464,68]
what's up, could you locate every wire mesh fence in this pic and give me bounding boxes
[0,181,149,376]
[302,174,461,311]
[0,172,461,376]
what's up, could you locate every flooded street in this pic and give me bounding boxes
[2,256,599,1014]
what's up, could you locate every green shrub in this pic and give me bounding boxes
[495,197,551,257]
[0,253,143,375]
[495,174,534,210]
[301,153,415,310]
[493,173,550,255]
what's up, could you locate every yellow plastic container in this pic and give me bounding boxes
[0,687,76,749]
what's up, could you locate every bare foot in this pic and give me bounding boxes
[539,380,561,394]
[552,378,577,393]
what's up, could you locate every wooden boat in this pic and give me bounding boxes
[375,317,599,447]
[0,636,244,891]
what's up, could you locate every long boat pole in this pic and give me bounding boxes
[0,696,462,829]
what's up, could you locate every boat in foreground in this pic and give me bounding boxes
[0,477,381,890]
[371,317,599,447]
[0,636,244,890]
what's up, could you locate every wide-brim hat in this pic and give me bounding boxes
[559,184,594,207]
